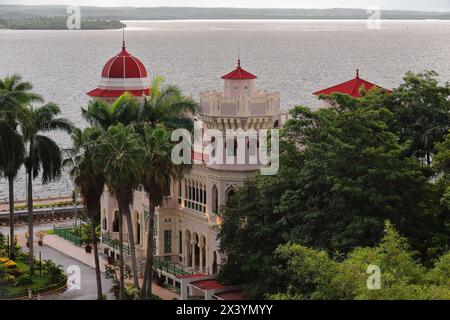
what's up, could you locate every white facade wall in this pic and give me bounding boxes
[100,73,282,276]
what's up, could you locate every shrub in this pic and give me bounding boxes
[43,260,65,283]
[6,275,15,283]
[124,284,140,300]
[270,221,450,300]
[15,274,33,287]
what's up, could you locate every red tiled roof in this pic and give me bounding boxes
[191,279,226,290]
[87,88,150,98]
[313,70,391,98]
[221,60,257,80]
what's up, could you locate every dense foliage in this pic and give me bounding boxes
[269,222,450,300]
[218,71,450,299]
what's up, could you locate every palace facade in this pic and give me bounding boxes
[88,41,389,298]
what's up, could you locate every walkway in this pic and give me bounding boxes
[1,221,181,300]
[34,245,114,300]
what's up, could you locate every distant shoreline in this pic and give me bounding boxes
[1,5,449,27]
[0,17,126,30]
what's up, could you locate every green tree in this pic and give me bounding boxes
[269,222,450,300]
[23,103,73,274]
[0,121,24,259]
[138,76,199,130]
[81,92,140,131]
[93,123,144,299]
[137,77,197,299]
[0,75,42,259]
[219,94,446,297]
[64,127,104,299]
[390,71,450,165]
[139,125,192,299]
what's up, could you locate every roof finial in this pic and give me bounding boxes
[356,69,360,78]
[237,40,241,67]
[122,26,126,50]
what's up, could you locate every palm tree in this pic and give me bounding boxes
[81,93,140,131]
[140,125,192,299]
[137,78,198,299]
[138,76,199,130]
[0,75,42,259]
[64,127,104,299]
[93,123,144,299]
[22,103,73,274]
[0,121,24,259]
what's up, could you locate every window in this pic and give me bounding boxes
[226,188,236,204]
[112,211,119,232]
[179,231,183,254]
[164,230,172,254]
[184,180,206,214]
[212,185,218,214]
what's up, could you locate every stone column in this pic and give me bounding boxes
[191,241,196,270]
[199,243,204,273]
[205,246,210,275]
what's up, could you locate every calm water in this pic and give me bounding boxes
[0,20,450,200]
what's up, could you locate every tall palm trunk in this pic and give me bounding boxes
[124,205,140,289]
[8,177,15,259]
[27,163,34,274]
[118,209,125,300]
[141,200,156,299]
[90,212,103,300]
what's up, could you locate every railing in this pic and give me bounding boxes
[102,232,131,256]
[53,226,83,247]
[153,256,193,277]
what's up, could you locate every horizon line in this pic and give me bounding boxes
[1,4,449,13]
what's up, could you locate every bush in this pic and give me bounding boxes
[124,284,140,300]
[15,274,33,287]
[269,221,450,300]
[43,260,65,283]
[6,275,15,283]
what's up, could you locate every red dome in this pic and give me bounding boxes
[101,46,147,79]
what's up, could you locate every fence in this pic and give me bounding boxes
[102,232,131,256]
[53,226,83,247]
[153,256,193,277]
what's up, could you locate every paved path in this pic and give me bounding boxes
[1,221,181,300]
[44,235,109,272]
[34,245,114,300]
[1,221,114,300]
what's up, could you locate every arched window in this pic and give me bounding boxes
[213,251,218,274]
[112,211,119,232]
[136,212,141,245]
[226,187,236,204]
[212,185,218,214]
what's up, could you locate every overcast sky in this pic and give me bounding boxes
[0,0,449,12]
